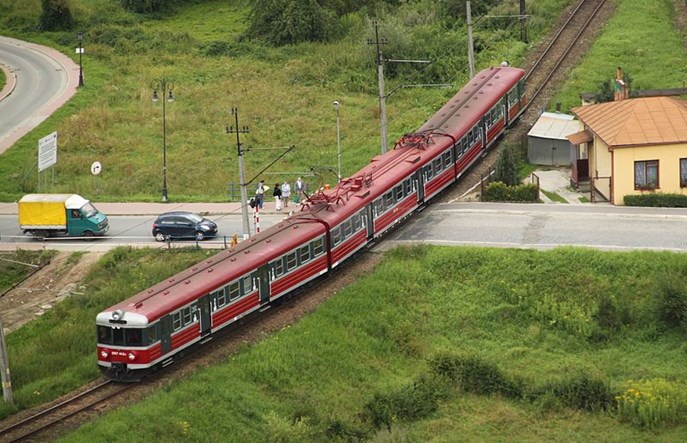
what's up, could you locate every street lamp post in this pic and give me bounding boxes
[151,79,174,202]
[333,100,341,181]
[76,32,84,87]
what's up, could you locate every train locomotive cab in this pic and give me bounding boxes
[96,309,155,382]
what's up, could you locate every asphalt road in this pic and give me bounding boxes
[2,202,686,252]
[0,36,77,153]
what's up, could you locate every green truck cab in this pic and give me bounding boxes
[18,194,109,238]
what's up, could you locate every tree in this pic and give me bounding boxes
[39,0,74,31]
[493,142,518,186]
[246,0,334,46]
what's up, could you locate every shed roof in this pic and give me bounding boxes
[571,97,687,148]
[527,112,580,140]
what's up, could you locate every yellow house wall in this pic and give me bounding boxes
[589,135,612,201]
[612,143,687,205]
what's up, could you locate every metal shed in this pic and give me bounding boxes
[527,112,581,166]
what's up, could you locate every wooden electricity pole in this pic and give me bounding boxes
[0,318,13,405]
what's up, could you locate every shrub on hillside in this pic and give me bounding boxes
[493,143,519,186]
[362,374,450,430]
[39,0,73,31]
[616,378,687,428]
[246,0,335,46]
[546,373,613,412]
[656,276,687,334]
[428,353,522,398]
[624,193,687,207]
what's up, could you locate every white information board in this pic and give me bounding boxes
[38,131,57,172]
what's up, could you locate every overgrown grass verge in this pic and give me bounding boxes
[54,246,687,441]
[0,250,56,293]
[0,247,211,420]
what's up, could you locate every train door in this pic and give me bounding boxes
[414,170,425,204]
[257,264,270,305]
[198,294,211,337]
[160,315,172,355]
[365,204,374,240]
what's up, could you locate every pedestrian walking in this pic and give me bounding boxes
[255,180,267,209]
[281,180,291,208]
[273,182,282,211]
[294,176,305,203]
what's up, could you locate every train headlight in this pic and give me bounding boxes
[100,350,109,359]
[128,352,136,361]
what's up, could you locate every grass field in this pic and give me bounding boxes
[0,250,55,294]
[0,0,572,202]
[46,245,687,442]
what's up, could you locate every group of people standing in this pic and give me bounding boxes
[254,177,306,211]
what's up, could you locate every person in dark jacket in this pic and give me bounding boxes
[273,182,282,211]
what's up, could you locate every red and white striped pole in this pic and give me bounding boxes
[254,205,260,234]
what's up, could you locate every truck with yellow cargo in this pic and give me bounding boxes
[18,194,109,238]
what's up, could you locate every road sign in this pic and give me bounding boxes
[75,48,84,54]
[38,132,57,172]
[91,161,102,175]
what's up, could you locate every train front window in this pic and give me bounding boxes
[127,328,143,346]
[97,326,112,344]
[113,327,125,346]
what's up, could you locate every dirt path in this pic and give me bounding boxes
[0,251,103,333]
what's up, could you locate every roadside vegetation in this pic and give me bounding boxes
[0,250,56,293]
[0,0,572,202]
[36,245,685,441]
[555,0,687,113]
[0,247,211,420]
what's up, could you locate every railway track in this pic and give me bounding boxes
[0,380,131,443]
[450,0,613,199]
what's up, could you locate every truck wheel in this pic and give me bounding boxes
[82,231,95,240]
[34,230,48,239]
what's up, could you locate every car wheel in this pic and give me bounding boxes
[195,231,204,241]
[154,232,168,242]
[83,230,94,237]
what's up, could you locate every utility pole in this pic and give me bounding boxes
[520,0,528,43]
[0,318,13,405]
[368,21,431,155]
[369,21,389,154]
[467,1,475,79]
[227,108,251,239]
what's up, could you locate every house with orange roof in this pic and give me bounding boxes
[568,96,687,205]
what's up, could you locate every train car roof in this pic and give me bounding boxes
[419,66,525,136]
[97,218,325,325]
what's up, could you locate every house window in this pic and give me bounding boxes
[634,160,658,190]
[681,158,687,187]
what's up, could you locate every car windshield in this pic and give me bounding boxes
[185,213,204,223]
[81,203,98,218]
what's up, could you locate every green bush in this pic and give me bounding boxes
[656,276,687,334]
[362,374,449,430]
[624,193,687,207]
[39,0,74,31]
[428,353,521,398]
[246,0,335,46]
[547,374,613,412]
[482,181,538,202]
[616,378,687,428]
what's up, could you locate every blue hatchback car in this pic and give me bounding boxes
[152,211,218,241]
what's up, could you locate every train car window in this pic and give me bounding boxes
[373,199,383,217]
[443,151,452,167]
[274,258,284,276]
[353,214,362,231]
[384,191,394,208]
[332,228,341,246]
[127,328,143,346]
[182,307,192,325]
[97,326,112,344]
[313,237,324,256]
[343,220,352,238]
[113,328,125,346]
[299,245,310,263]
[241,276,252,294]
[395,185,403,200]
[433,158,442,174]
[216,288,227,308]
[286,252,297,270]
[172,312,182,331]
[229,281,240,300]
[147,324,159,344]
